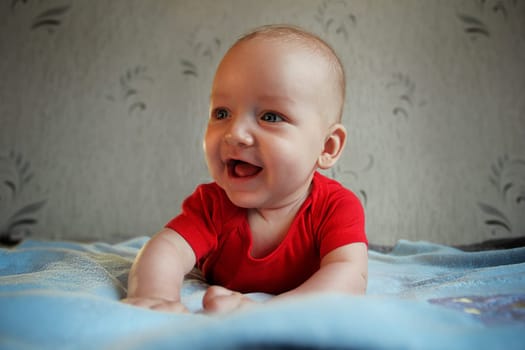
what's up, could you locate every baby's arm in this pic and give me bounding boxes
[122,228,196,312]
[279,242,368,296]
[203,242,368,313]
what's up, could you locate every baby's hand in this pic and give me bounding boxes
[202,285,256,314]
[122,296,189,313]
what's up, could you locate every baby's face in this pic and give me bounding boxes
[204,38,337,209]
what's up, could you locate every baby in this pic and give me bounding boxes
[123,24,368,314]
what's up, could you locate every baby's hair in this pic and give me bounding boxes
[233,24,346,123]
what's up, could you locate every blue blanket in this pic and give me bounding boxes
[1,238,524,349]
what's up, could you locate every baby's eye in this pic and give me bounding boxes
[213,108,230,120]
[260,112,284,123]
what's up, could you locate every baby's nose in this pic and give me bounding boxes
[224,117,254,147]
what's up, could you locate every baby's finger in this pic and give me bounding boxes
[122,297,189,313]
[204,285,236,298]
[151,301,190,313]
[204,294,243,314]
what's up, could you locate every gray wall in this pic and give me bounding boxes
[1,0,524,246]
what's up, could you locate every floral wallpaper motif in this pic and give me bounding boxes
[0,151,46,245]
[314,0,356,40]
[180,26,222,78]
[106,65,154,116]
[11,0,72,34]
[479,155,525,237]
[386,73,426,120]
[458,0,519,40]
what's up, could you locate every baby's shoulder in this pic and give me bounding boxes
[312,172,361,203]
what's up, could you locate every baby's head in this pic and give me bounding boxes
[205,24,348,209]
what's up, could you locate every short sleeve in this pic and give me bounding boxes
[165,184,223,261]
[316,186,367,258]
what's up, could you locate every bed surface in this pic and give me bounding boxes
[1,237,524,349]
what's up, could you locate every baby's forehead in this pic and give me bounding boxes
[224,39,335,86]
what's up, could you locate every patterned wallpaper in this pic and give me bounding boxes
[0,0,524,246]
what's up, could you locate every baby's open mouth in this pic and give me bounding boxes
[227,159,262,178]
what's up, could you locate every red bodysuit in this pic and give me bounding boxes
[166,172,367,294]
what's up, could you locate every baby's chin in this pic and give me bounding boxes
[219,186,266,209]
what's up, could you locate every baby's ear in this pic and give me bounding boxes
[317,123,347,169]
